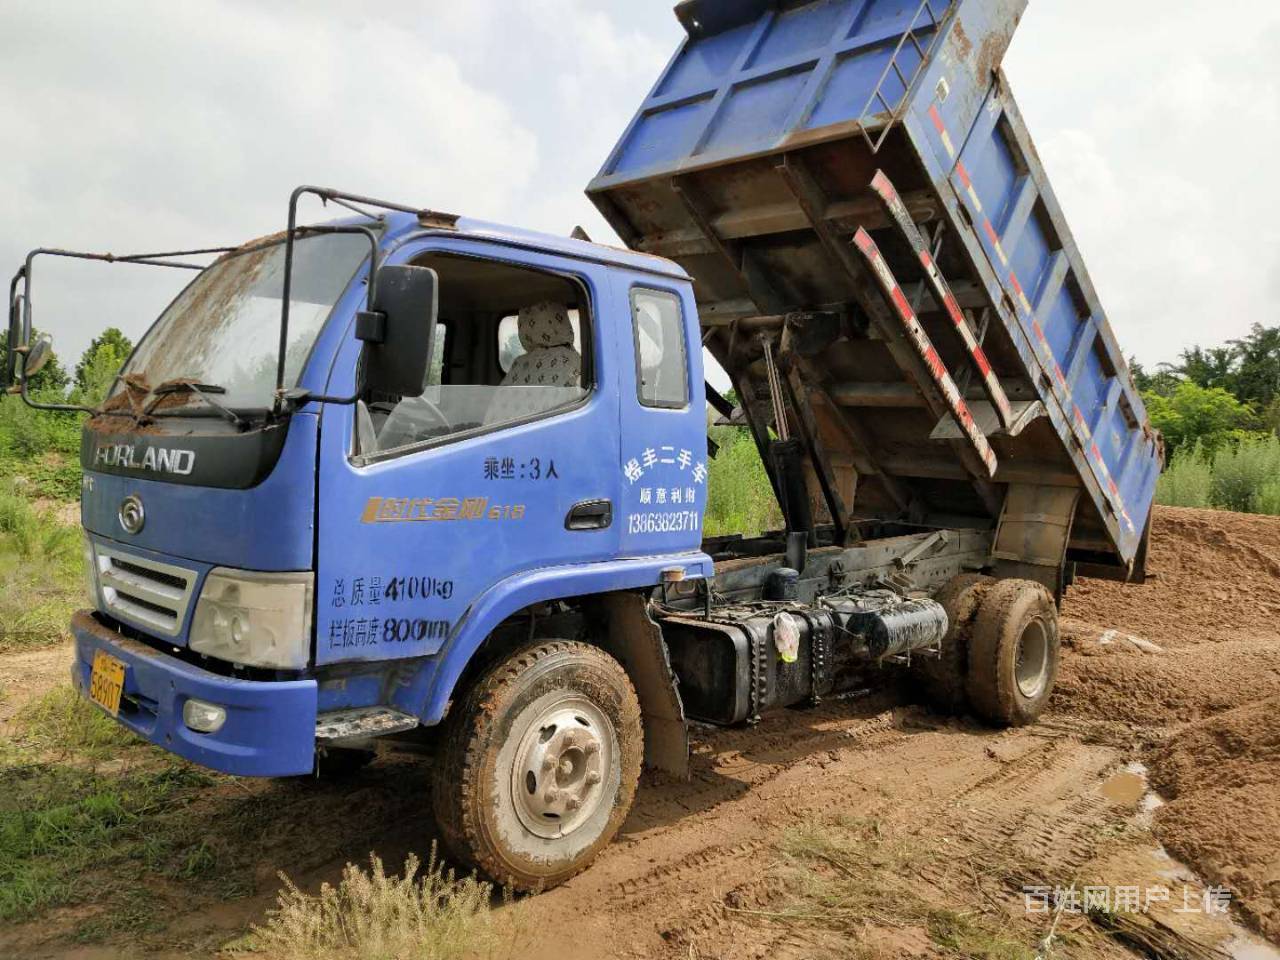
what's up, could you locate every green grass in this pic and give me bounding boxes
[1156,445,1214,508]
[16,687,137,760]
[0,478,83,652]
[0,395,81,464]
[0,735,217,924]
[1210,434,1280,513]
[1156,435,1280,516]
[705,428,783,538]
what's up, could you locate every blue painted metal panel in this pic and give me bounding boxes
[80,413,319,572]
[913,62,1161,556]
[412,553,714,725]
[590,0,1162,568]
[598,0,943,183]
[71,613,317,777]
[311,235,708,672]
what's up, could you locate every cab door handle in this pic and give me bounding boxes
[566,499,613,531]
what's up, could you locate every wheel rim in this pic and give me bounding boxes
[1014,619,1051,699]
[510,695,616,839]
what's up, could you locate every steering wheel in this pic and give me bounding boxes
[379,395,453,448]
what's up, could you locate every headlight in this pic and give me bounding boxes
[189,569,313,669]
[83,535,100,608]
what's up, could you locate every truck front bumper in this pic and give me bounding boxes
[70,610,318,777]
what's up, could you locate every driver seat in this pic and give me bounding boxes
[484,301,580,425]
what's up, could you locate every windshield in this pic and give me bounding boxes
[115,232,371,410]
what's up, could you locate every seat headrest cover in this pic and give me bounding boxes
[518,301,575,351]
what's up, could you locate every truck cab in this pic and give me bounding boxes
[57,202,710,766]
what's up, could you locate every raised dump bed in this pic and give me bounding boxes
[589,0,1161,580]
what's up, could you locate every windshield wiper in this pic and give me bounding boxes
[143,381,246,429]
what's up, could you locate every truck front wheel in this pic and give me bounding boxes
[965,579,1060,727]
[432,640,643,891]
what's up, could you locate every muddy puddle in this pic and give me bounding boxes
[1099,761,1280,960]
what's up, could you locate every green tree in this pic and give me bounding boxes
[1227,324,1280,408]
[1262,397,1280,438]
[70,327,134,407]
[1166,345,1236,392]
[1143,381,1260,458]
[1129,357,1179,397]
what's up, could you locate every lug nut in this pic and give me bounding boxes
[543,789,559,805]
[584,741,600,756]
[565,797,581,812]
[586,771,602,786]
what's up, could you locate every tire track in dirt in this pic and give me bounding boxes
[519,697,1140,960]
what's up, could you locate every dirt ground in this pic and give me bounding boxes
[3,505,1278,959]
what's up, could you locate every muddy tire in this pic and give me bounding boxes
[913,573,993,713]
[966,579,1059,727]
[432,640,643,891]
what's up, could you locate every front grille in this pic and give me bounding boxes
[94,546,197,639]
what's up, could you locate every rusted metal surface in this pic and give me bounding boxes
[868,170,1014,430]
[71,609,169,664]
[782,364,852,545]
[600,592,690,779]
[851,228,997,479]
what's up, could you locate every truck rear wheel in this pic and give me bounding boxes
[432,640,642,891]
[966,579,1059,727]
[913,573,993,713]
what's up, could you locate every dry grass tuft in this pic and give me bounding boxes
[766,818,1038,960]
[241,846,506,960]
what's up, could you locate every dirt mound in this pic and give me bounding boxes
[1054,630,1280,726]
[1065,507,1280,648]
[1149,697,1280,942]
[1057,506,1280,727]
[1057,506,1280,944]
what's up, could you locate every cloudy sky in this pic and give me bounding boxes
[2,0,1277,375]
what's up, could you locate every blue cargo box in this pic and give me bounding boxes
[589,0,1161,575]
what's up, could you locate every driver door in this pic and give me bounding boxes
[313,240,620,667]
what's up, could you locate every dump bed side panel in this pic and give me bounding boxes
[902,61,1162,559]
[589,0,1161,570]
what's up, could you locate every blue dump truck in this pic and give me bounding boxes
[4,0,1160,890]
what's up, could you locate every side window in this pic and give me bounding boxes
[631,288,688,409]
[360,254,591,458]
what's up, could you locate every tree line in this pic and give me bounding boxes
[1130,323,1280,516]
[1130,322,1280,457]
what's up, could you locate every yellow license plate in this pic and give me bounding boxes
[89,650,126,716]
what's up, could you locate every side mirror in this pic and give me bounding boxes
[358,265,439,397]
[24,333,54,378]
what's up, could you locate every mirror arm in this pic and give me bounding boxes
[276,387,361,411]
[273,189,383,416]
[16,372,98,414]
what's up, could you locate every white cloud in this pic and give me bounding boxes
[1005,0,1280,368]
[0,1,540,363]
[2,0,1276,379]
